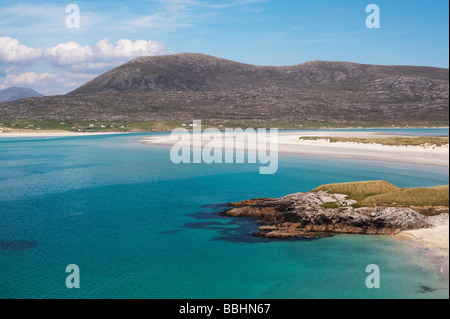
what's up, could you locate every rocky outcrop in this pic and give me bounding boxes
[221,191,432,239]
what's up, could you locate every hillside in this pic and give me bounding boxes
[0,87,43,103]
[0,53,448,127]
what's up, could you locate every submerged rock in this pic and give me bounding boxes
[221,191,432,239]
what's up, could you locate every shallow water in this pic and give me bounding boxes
[0,131,448,299]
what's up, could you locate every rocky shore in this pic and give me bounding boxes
[221,191,444,239]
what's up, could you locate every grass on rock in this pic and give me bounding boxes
[313,180,449,207]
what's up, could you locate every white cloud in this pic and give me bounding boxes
[71,62,120,71]
[45,42,94,66]
[0,37,42,63]
[0,71,96,95]
[0,72,55,86]
[0,37,171,94]
[44,38,170,67]
[0,37,169,68]
[96,39,168,59]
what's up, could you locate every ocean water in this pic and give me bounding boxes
[0,131,448,299]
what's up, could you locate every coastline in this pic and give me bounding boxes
[395,215,449,282]
[143,130,449,281]
[277,132,449,167]
[141,131,450,167]
[3,130,448,167]
[2,129,448,281]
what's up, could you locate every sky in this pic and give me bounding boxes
[0,0,448,95]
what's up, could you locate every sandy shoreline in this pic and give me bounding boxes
[396,215,449,282]
[142,131,449,167]
[279,132,449,167]
[3,130,449,167]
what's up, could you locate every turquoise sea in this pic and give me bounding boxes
[0,129,448,299]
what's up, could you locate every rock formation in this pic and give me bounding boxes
[221,191,432,239]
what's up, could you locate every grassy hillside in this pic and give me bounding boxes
[313,181,449,207]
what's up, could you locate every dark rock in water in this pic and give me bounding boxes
[418,284,437,293]
[221,191,431,239]
[0,240,37,250]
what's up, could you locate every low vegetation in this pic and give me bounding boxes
[2,119,443,132]
[300,136,449,147]
[0,119,188,132]
[313,180,449,207]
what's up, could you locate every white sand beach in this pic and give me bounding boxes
[142,130,450,167]
[396,215,449,281]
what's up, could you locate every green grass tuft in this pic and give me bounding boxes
[313,181,449,207]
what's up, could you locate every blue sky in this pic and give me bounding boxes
[0,0,448,95]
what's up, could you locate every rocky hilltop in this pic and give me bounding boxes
[222,191,441,239]
[70,53,449,95]
[0,53,448,126]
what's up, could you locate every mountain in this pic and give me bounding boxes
[0,53,448,127]
[0,87,43,103]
